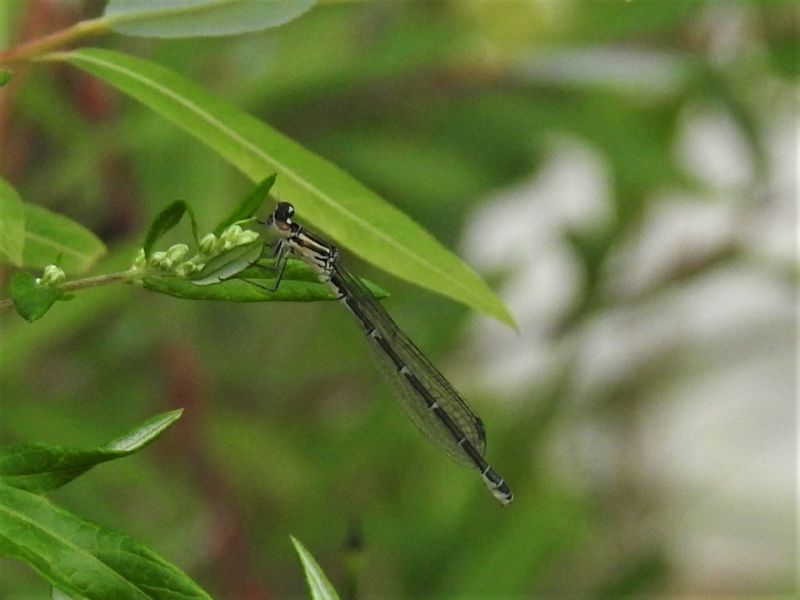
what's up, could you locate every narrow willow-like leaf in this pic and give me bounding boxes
[54,48,514,326]
[0,482,211,599]
[213,174,275,235]
[147,260,388,303]
[0,176,25,266]
[144,200,186,258]
[9,271,60,322]
[104,0,315,39]
[291,536,341,600]
[22,204,106,273]
[0,410,183,493]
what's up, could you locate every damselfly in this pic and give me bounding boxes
[264,202,513,505]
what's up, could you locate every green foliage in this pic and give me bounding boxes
[213,173,275,235]
[291,537,341,600]
[0,482,211,600]
[144,200,187,258]
[104,0,316,39]
[0,410,182,492]
[53,47,514,326]
[0,412,208,599]
[21,203,106,273]
[0,0,795,597]
[8,271,61,322]
[149,258,387,303]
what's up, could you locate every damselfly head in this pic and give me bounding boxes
[270,202,295,233]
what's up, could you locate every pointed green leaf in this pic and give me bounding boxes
[22,204,106,273]
[291,536,341,600]
[9,271,60,322]
[0,410,183,493]
[0,482,211,599]
[0,176,25,266]
[104,0,316,39]
[143,200,186,258]
[213,174,275,235]
[53,48,514,326]
[147,258,388,303]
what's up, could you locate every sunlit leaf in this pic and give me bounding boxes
[53,48,515,326]
[104,0,316,39]
[291,536,341,600]
[0,410,183,493]
[0,482,211,599]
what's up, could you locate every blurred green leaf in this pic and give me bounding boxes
[0,176,25,266]
[0,410,183,493]
[0,481,211,599]
[9,271,60,322]
[760,1,800,79]
[0,69,10,86]
[570,0,704,42]
[148,258,388,302]
[144,200,188,258]
[291,536,341,600]
[594,550,670,598]
[53,48,515,327]
[22,203,106,273]
[213,173,275,234]
[104,0,316,39]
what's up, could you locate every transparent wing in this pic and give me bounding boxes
[333,265,486,465]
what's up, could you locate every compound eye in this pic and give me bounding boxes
[273,202,295,224]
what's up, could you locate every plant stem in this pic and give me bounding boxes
[0,269,137,312]
[0,16,110,65]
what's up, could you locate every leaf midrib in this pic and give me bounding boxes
[25,230,95,261]
[68,51,485,307]
[0,500,152,598]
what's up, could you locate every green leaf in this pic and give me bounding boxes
[51,588,75,600]
[104,0,316,39]
[54,48,514,326]
[0,481,212,599]
[0,176,25,266]
[9,271,60,322]
[213,174,275,235]
[0,410,183,493]
[22,204,106,273]
[147,258,388,303]
[143,200,186,258]
[291,536,341,600]
[0,69,10,86]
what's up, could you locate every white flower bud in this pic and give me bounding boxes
[41,264,66,286]
[199,233,218,255]
[166,243,189,262]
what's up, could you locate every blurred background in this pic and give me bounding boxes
[0,0,796,598]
